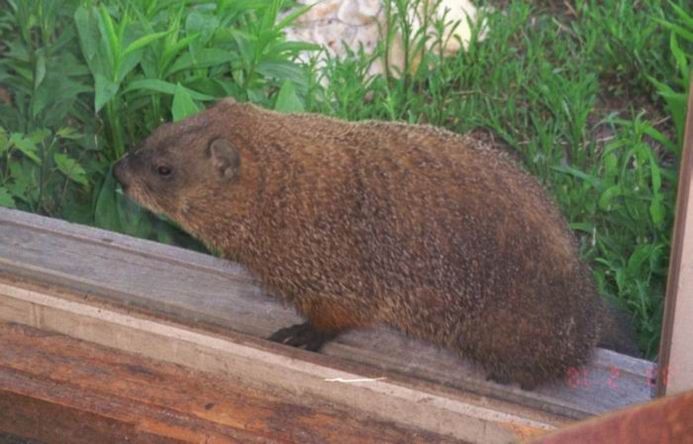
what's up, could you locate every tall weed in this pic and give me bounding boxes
[1,0,314,244]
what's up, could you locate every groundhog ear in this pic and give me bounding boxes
[209,138,241,180]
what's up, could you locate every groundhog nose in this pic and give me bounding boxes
[113,154,130,188]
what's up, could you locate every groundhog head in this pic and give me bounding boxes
[113,99,245,224]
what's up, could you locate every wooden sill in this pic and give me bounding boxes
[0,207,655,442]
[1,321,463,443]
[535,389,693,443]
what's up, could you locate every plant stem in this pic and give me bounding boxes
[106,99,125,161]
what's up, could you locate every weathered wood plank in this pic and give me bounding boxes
[0,207,282,338]
[0,392,182,444]
[0,207,654,419]
[0,322,459,444]
[658,79,693,396]
[0,288,554,443]
[534,389,693,444]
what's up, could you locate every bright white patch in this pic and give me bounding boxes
[282,0,488,79]
[324,376,388,383]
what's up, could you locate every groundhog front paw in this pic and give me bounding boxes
[268,322,337,352]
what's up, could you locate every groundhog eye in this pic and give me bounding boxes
[157,165,172,176]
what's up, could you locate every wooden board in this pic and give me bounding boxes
[658,80,693,396]
[0,321,458,444]
[534,389,693,443]
[0,207,655,437]
[0,276,556,443]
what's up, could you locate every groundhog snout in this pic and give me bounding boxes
[113,154,131,190]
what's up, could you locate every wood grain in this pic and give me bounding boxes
[0,321,459,444]
[535,389,693,444]
[0,277,560,443]
[0,207,654,421]
[658,79,693,396]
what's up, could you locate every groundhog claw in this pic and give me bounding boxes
[268,322,337,352]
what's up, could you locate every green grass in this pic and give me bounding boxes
[0,0,691,357]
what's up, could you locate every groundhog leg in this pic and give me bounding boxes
[268,297,369,352]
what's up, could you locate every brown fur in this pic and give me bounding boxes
[114,99,631,388]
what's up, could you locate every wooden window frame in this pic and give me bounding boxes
[658,79,693,396]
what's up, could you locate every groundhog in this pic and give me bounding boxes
[113,98,637,389]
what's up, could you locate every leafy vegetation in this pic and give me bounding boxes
[0,0,690,356]
[0,0,314,244]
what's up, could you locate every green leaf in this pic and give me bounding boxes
[568,222,594,233]
[57,127,82,140]
[118,40,145,83]
[161,33,201,70]
[598,185,623,211]
[256,60,307,86]
[669,1,693,25]
[123,78,176,94]
[34,52,46,90]
[122,30,172,58]
[9,133,40,163]
[275,3,313,30]
[646,149,662,193]
[642,125,675,154]
[167,49,237,76]
[272,40,321,54]
[94,73,119,112]
[227,29,253,66]
[31,68,93,118]
[97,5,120,70]
[74,5,109,75]
[274,80,304,113]
[95,169,153,238]
[649,195,665,226]
[0,128,8,155]
[261,0,281,33]
[626,244,652,278]
[0,187,15,208]
[118,195,154,238]
[552,165,601,188]
[94,170,122,231]
[172,84,200,121]
[185,11,220,45]
[7,160,39,205]
[656,18,693,41]
[123,79,215,101]
[54,153,89,187]
[28,129,51,145]
[670,33,689,84]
